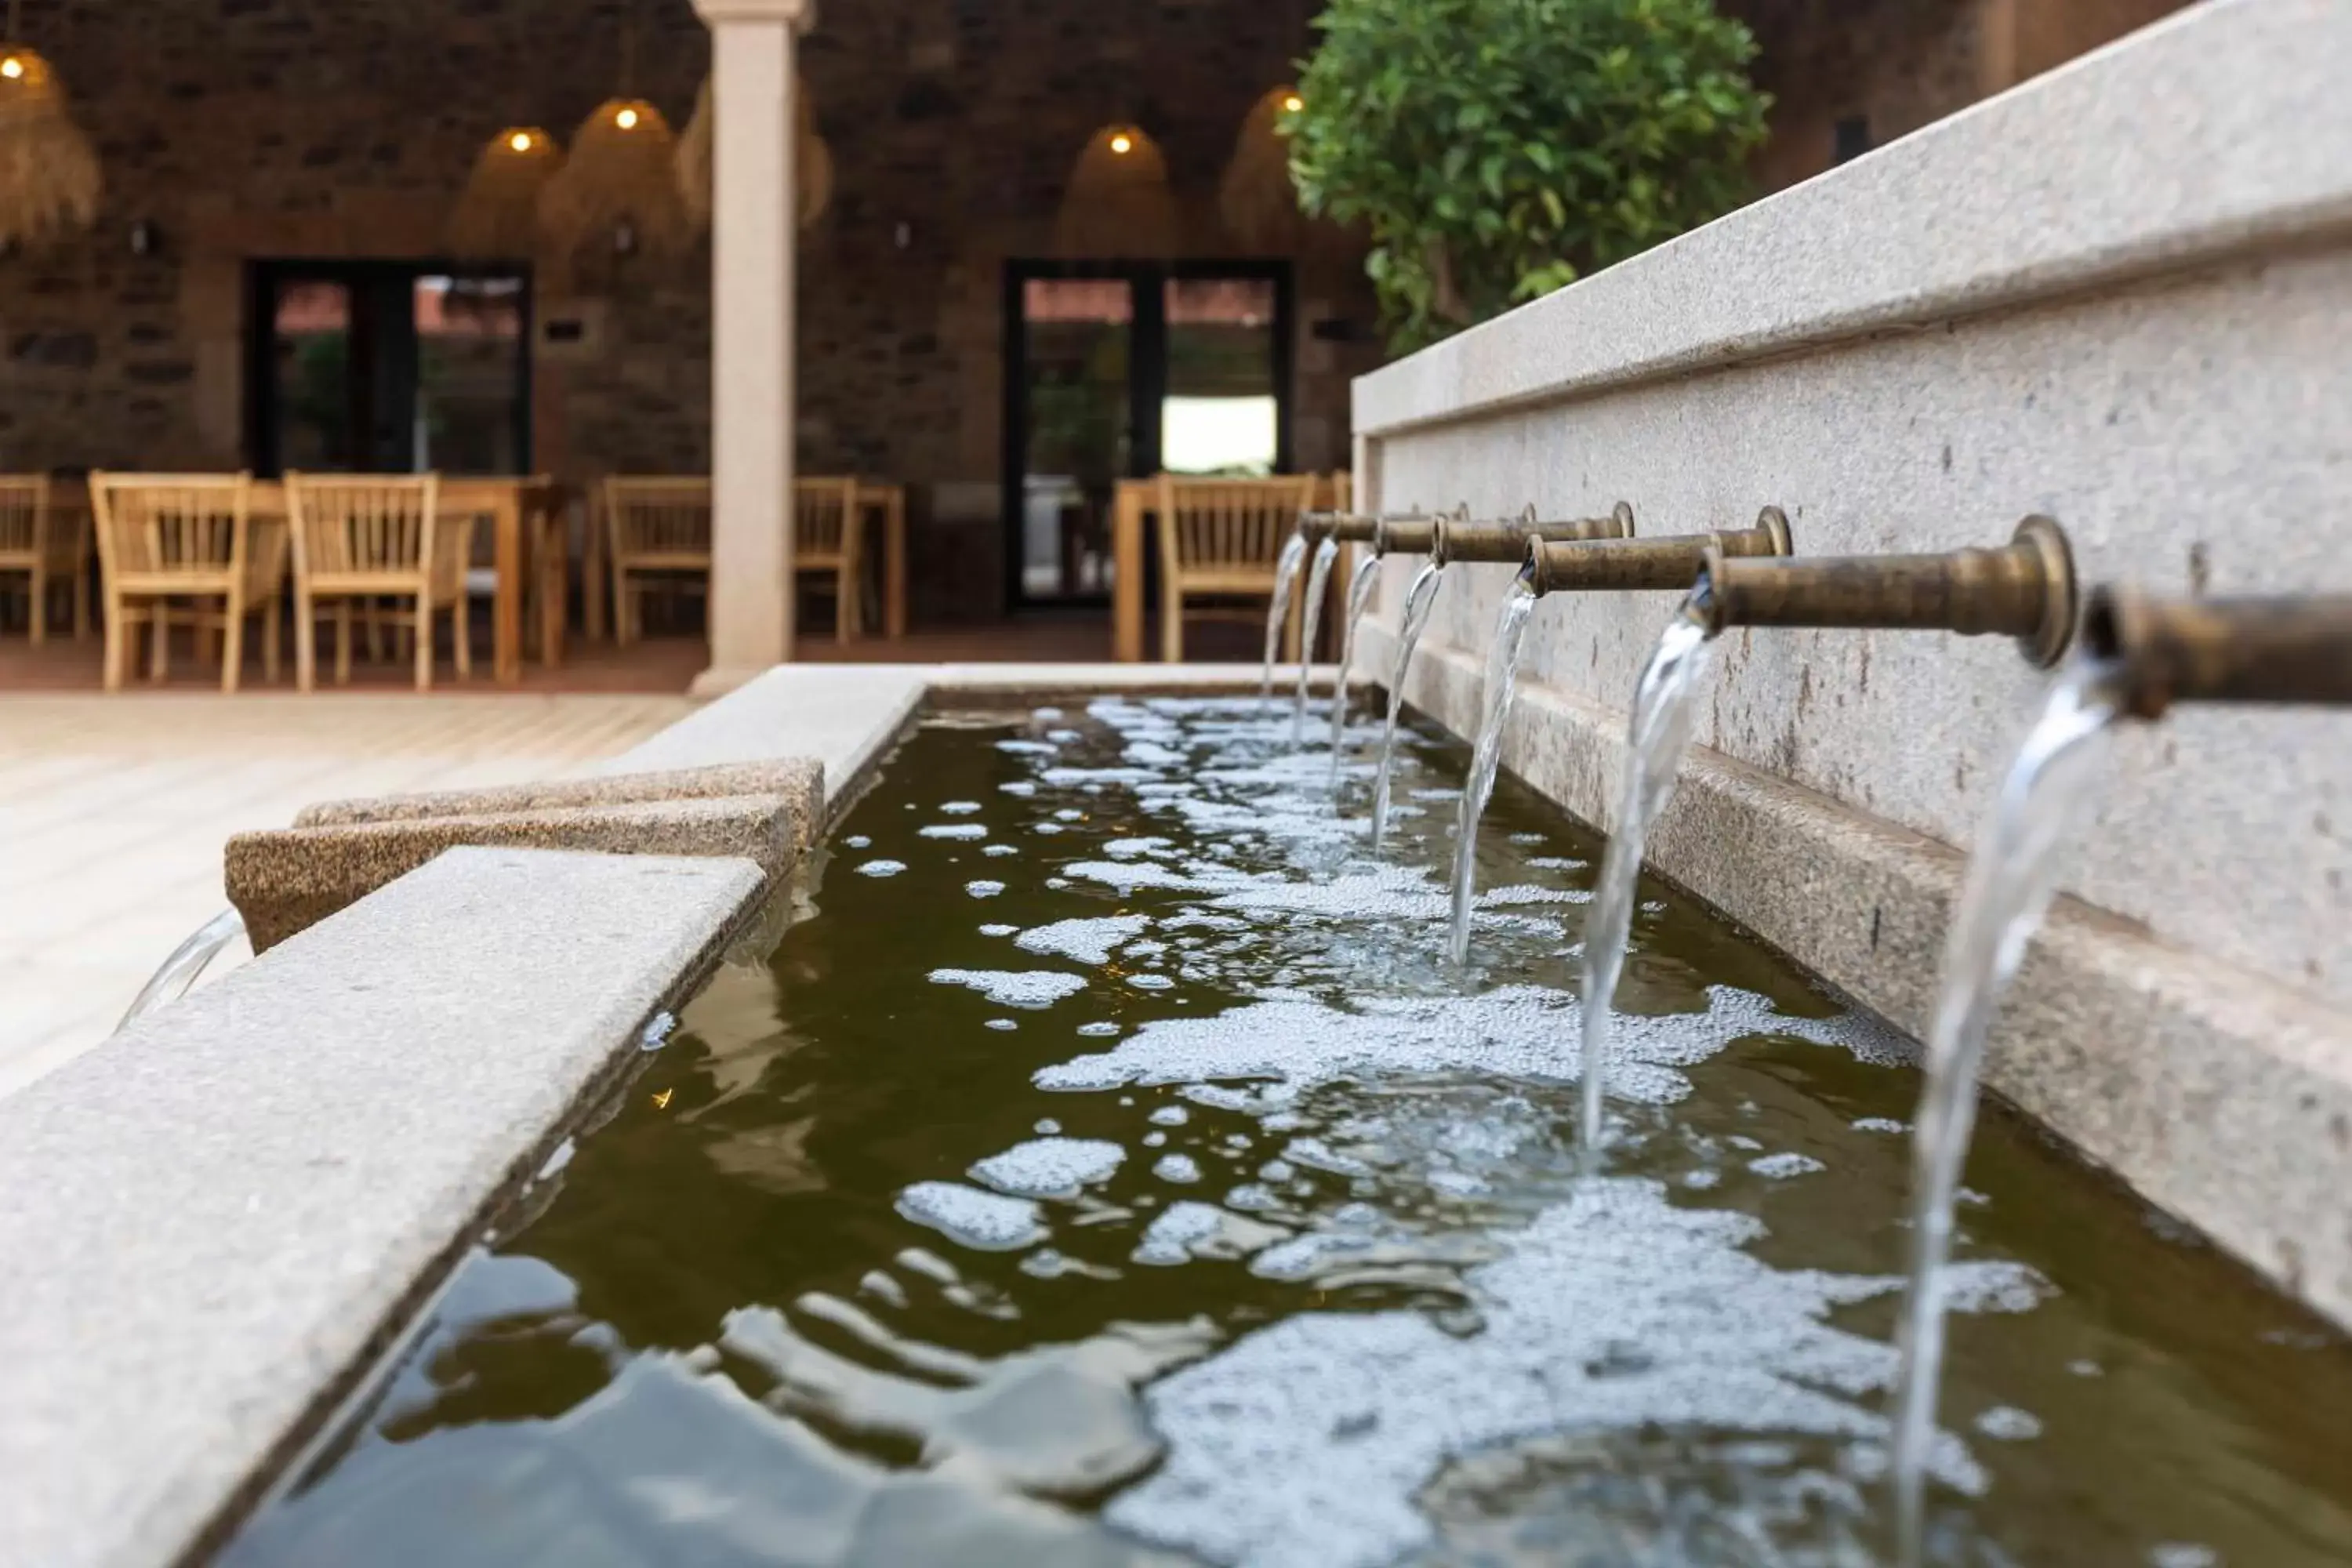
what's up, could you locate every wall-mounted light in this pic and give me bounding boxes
[615,106,641,132]
[1109,132,1134,156]
[1282,93,1304,114]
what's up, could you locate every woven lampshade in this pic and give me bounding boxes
[675,71,831,231]
[1052,125,1178,259]
[445,126,563,259]
[0,45,101,248]
[538,97,689,260]
[1219,86,1316,254]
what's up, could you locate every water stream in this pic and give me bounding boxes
[118,906,248,1032]
[1291,537,1341,746]
[1889,656,2125,1562]
[1578,588,1721,1170]
[1446,579,1539,966]
[1369,561,1446,850]
[1327,550,1383,781]
[1258,533,1310,702]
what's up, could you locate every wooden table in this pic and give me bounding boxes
[857,481,909,640]
[1111,478,1154,662]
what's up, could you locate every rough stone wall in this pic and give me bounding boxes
[0,0,1377,524]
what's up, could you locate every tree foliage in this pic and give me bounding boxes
[1289,0,1770,350]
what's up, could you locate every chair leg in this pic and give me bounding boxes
[336,601,353,685]
[151,604,171,683]
[73,571,89,640]
[452,600,471,678]
[27,568,43,645]
[102,595,127,691]
[296,592,318,693]
[836,567,852,645]
[220,595,244,695]
[263,600,281,685]
[413,596,433,691]
[366,601,387,665]
[1161,587,1181,664]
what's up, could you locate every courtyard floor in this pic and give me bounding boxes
[0,691,692,1100]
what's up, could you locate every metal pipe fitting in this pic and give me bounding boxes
[1526,507,1792,596]
[1698,514,2077,668]
[1430,501,1635,568]
[2083,587,2352,719]
[1373,517,1439,557]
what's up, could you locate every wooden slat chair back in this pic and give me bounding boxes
[89,472,285,691]
[795,475,864,643]
[287,473,460,691]
[1153,474,1318,662]
[0,475,86,644]
[604,477,713,644]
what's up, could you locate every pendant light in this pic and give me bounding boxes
[445,126,564,260]
[537,9,688,262]
[1052,125,1178,259]
[1219,85,1316,254]
[0,0,100,249]
[675,69,831,232]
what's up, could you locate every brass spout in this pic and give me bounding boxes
[1526,507,1792,596]
[1301,510,1432,545]
[1699,515,2077,668]
[2084,588,2352,719]
[1373,517,1439,556]
[1430,502,1636,568]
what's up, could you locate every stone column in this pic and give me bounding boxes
[690,0,815,696]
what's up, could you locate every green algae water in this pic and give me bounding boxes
[223,700,2352,1567]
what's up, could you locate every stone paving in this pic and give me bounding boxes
[0,693,691,1100]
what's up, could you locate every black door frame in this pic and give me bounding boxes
[1000,258,1295,614]
[244,259,534,477]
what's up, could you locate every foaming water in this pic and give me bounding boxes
[1260,532,1310,702]
[1447,580,1538,966]
[1889,658,2123,1562]
[1330,550,1383,776]
[1293,536,1341,746]
[223,697,2352,1568]
[1370,561,1446,849]
[1581,589,1719,1169]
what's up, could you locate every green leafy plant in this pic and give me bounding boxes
[1289,0,1770,351]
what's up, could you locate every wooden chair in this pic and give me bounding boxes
[0,476,91,643]
[287,474,466,691]
[454,474,565,666]
[604,477,711,644]
[89,473,288,691]
[1154,474,1319,662]
[796,476,863,643]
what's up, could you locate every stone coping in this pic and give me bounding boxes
[1357,620,2352,1330]
[1353,0,2352,438]
[0,849,766,1568]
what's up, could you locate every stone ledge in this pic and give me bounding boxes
[228,792,815,953]
[0,848,766,1568]
[1360,620,2352,1330]
[294,760,821,829]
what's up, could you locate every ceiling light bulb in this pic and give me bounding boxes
[1109,132,1133,155]
[509,131,533,152]
[0,58,23,81]
[615,107,640,130]
[1283,94,1303,113]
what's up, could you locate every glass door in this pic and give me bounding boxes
[1003,261,1292,612]
[248,262,531,476]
